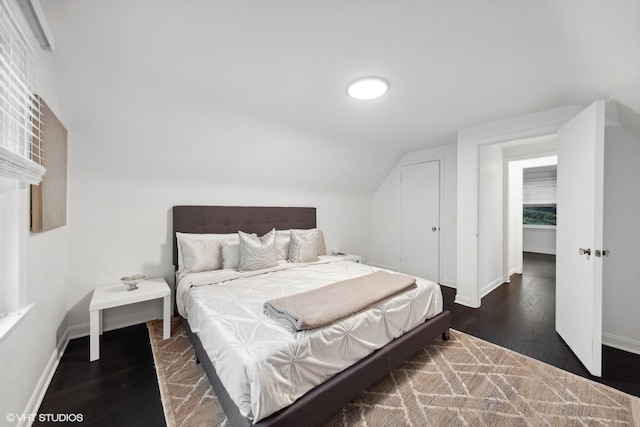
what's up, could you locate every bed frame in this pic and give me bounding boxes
[173,205,451,427]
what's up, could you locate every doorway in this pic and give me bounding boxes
[461,100,637,377]
[504,155,557,282]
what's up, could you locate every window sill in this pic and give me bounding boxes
[0,303,34,345]
[0,145,46,185]
[523,224,557,230]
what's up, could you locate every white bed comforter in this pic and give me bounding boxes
[177,257,443,423]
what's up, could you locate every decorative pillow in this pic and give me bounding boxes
[176,232,238,273]
[238,229,278,272]
[317,229,327,256]
[275,230,291,260]
[180,239,222,273]
[288,229,319,263]
[221,242,240,270]
[287,228,326,257]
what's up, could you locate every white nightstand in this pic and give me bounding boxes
[89,277,171,361]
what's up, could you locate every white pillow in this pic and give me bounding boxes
[288,229,319,263]
[238,229,278,272]
[317,229,327,256]
[175,232,239,273]
[275,230,291,260]
[181,239,222,273]
[221,242,240,270]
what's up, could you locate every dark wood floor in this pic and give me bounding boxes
[37,252,639,426]
[35,324,165,426]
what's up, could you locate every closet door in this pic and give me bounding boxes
[400,161,440,282]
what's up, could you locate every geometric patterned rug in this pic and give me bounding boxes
[148,319,640,427]
[148,318,224,427]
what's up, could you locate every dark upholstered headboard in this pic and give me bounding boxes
[172,206,317,268]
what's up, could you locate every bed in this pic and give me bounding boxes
[173,205,451,426]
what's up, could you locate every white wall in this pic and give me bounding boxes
[2,5,375,421]
[61,104,373,334]
[523,227,556,254]
[602,123,640,353]
[64,174,372,334]
[478,144,504,296]
[371,144,457,287]
[42,0,386,337]
[0,17,70,426]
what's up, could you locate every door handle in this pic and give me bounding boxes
[579,248,591,256]
[431,227,438,232]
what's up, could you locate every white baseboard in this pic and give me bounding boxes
[509,266,522,276]
[68,323,89,339]
[602,332,640,356]
[480,277,505,299]
[523,247,556,255]
[454,293,480,308]
[504,267,522,283]
[20,329,70,427]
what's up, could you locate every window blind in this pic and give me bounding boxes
[523,177,556,205]
[0,0,44,184]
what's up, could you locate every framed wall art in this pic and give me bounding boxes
[31,95,67,233]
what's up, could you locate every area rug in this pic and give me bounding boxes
[148,319,640,426]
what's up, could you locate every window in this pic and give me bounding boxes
[0,0,44,184]
[523,166,556,227]
[0,0,42,328]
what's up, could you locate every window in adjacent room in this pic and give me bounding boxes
[523,166,556,227]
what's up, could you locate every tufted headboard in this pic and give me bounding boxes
[172,206,317,269]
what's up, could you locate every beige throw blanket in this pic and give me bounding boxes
[263,270,417,331]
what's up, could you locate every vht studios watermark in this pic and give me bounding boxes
[6,413,84,423]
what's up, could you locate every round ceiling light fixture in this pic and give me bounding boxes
[346,76,390,100]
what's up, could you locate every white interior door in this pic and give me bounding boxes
[400,161,440,282]
[556,100,605,376]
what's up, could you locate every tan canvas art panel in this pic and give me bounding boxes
[31,95,67,233]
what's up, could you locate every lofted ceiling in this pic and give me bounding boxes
[39,0,640,193]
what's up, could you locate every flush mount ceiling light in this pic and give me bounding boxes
[346,76,390,100]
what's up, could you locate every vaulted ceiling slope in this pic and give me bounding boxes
[40,0,640,193]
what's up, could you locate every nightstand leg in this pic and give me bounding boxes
[90,310,100,361]
[99,309,103,335]
[162,294,170,339]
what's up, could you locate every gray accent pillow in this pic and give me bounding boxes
[288,229,319,263]
[238,229,278,272]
